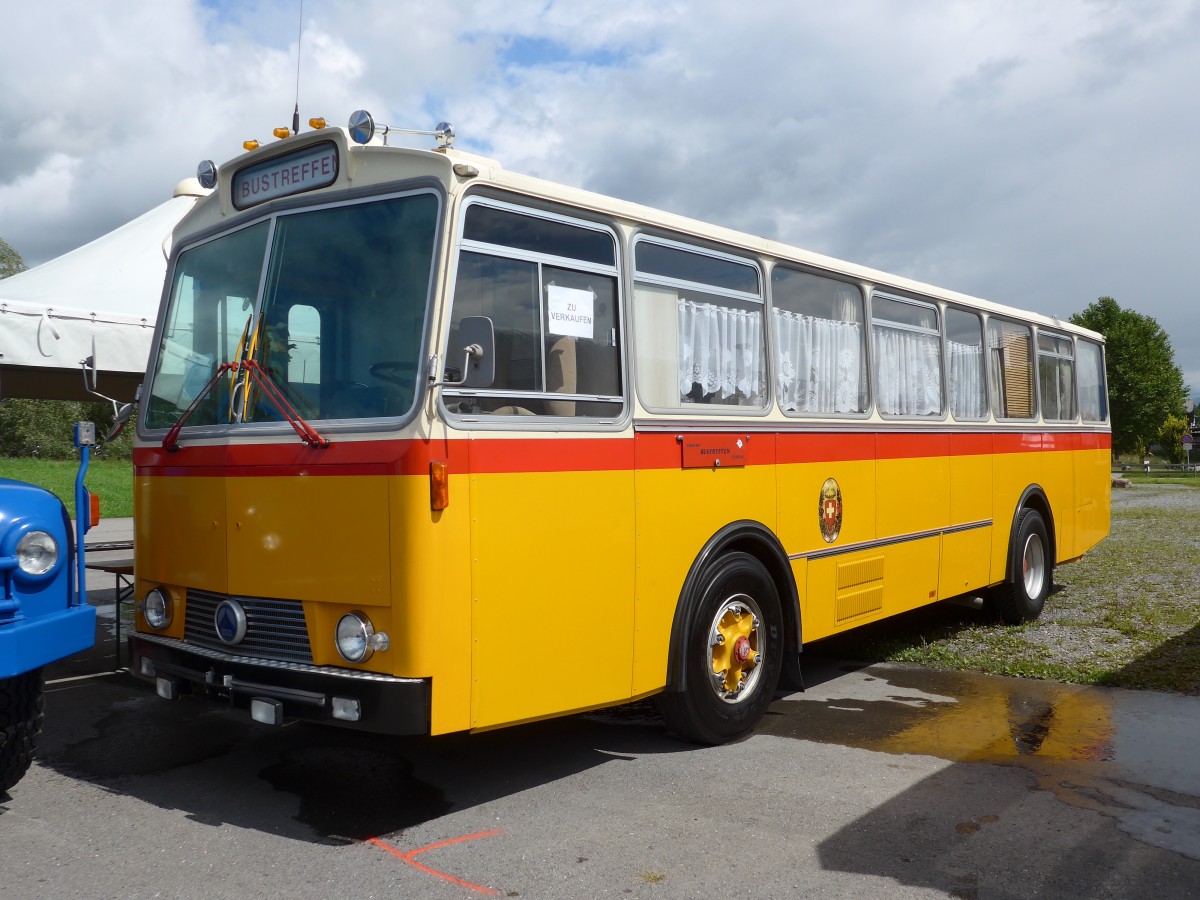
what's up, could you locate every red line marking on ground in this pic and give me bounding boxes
[367,829,503,896]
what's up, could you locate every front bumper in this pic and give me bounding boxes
[130,633,430,734]
[0,604,96,678]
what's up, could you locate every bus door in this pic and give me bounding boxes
[465,434,635,729]
[442,197,634,729]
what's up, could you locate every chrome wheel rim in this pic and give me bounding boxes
[708,593,765,705]
[1021,532,1046,599]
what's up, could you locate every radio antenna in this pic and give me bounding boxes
[292,0,303,134]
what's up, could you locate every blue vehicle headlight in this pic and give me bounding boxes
[17,530,58,575]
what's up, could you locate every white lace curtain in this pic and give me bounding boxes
[873,327,942,416]
[947,340,985,419]
[773,310,862,413]
[678,299,765,403]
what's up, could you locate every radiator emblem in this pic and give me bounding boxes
[214,599,248,645]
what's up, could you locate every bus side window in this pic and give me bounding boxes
[872,294,944,418]
[988,319,1036,420]
[445,202,623,419]
[946,307,987,420]
[1038,331,1077,422]
[633,239,766,410]
[770,267,867,415]
[1077,339,1108,423]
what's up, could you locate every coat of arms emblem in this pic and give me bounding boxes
[819,478,842,543]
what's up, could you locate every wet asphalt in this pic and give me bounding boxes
[2,547,1198,898]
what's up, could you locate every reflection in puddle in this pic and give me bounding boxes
[765,663,1200,860]
[763,665,1115,766]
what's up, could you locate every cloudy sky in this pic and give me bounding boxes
[3,0,1198,393]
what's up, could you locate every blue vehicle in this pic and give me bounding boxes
[0,423,98,792]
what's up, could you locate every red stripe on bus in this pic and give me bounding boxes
[133,428,1110,477]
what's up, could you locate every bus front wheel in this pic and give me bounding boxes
[657,553,783,744]
[991,508,1051,625]
[0,669,45,793]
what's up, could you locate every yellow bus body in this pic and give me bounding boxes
[129,123,1110,741]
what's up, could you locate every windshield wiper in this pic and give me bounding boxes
[162,360,330,451]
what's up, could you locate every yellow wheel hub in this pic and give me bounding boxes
[709,595,763,702]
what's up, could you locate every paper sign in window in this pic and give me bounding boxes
[547,285,594,339]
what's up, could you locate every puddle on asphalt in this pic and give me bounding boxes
[763,664,1200,860]
[762,666,1116,767]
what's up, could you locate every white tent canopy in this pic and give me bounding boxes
[0,179,205,401]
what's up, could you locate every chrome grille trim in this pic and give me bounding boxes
[184,590,313,664]
[137,633,421,684]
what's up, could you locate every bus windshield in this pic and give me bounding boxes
[145,190,440,430]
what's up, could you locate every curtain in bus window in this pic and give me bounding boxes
[677,299,764,404]
[873,328,941,416]
[947,340,985,418]
[773,309,862,413]
[992,328,1034,418]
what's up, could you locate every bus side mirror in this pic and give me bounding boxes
[451,315,496,389]
[107,402,135,442]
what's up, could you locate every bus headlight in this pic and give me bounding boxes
[142,589,173,630]
[17,531,58,575]
[335,612,389,663]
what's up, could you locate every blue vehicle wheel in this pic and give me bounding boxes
[0,669,45,793]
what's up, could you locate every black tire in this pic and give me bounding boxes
[991,509,1051,625]
[656,553,783,744]
[0,669,45,793]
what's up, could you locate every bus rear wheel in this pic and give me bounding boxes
[657,553,783,744]
[991,508,1051,625]
[0,669,45,793]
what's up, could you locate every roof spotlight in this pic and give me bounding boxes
[346,110,455,149]
[197,160,218,190]
[348,109,375,145]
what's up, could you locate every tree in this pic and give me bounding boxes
[1070,296,1188,457]
[0,236,26,278]
[1156,414,1188,465]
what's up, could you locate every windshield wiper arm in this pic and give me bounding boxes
[162,360,330,451]
[238,359,330,448]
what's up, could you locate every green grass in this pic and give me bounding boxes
[0,457,134,518]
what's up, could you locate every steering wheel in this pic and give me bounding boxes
[369,361,416,385]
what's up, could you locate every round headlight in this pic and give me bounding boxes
[17,530,58,575]
[336,612,375,663]
[143,588,172,630]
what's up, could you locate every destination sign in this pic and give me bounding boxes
[233,141,339,209]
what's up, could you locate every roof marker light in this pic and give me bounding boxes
[273,126,291,139]
[243,140,260,152]
[308,117,327,129]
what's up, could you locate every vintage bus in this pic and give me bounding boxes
[127,112,1110,744]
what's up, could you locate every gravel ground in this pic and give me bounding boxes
[808,482,1200,694]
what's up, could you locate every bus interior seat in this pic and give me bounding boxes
[546,335,577,415]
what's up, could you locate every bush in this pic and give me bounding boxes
[0,399,132,460]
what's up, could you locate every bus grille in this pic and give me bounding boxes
[184,590,313,664]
